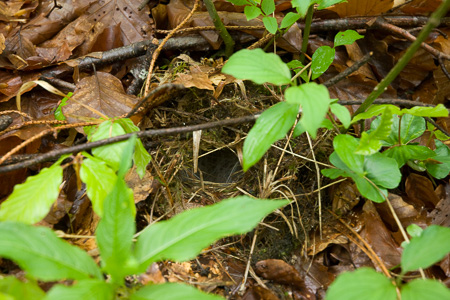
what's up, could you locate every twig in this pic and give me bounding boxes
[323,52,373,87]
[143,0,200,95]
[0,114,260,173]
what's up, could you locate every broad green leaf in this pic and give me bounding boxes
[317,0,347,9]
[243,101,298,171]
[280,12,301,29]
[90,120,128,171]
[356,107,393,155]
[291,0,312,16]
[364,153,401,189]
[54,92,73,121]
[400,104,449,118]
[261,0,275,15]
[425,140,450,179]
[134,196,288,271]
[45,280,114,300]
[80,156,117,217]
[130,283,223,300]
[402,225,450,273]
[285,83,330,138]
[406,224,423,239]
[352,174,388,203]
[262,16,278,34]
[311,46,335,79]
[0,162,63,224]
[0,277,45,300]
[117,119,152,179]
[330,103,351,128]
[293,118,333,137]
[226,0,250,5]
[96,177,136,283]
[244,5,262,20]
[333,134,364,175]
[352,104,400,123]
[326,268,397,300]
[96,137,137,283]
[222,49,291,85]
[325,152,387,203]
[401,279,450,300]
[385,114,425,146]
[334,30,364,47]
[383,145,436,168]
[0,292,14,300]
[0,222,101,281]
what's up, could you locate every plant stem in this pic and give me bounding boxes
[353,0,450,116]
[300,5,314,64]
[203,0,234,57]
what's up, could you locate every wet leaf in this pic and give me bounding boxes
[311,46,335,79]
[334,30,364,47]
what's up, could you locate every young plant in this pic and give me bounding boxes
[0,135,289,299]
[326,224,450,300]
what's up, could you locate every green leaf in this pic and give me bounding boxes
[54,92,73,121]
[364,153,401,189]
[80,156,117,217]
[402,225,450,273]
[334,30,364,47]
[291,0,312,16]
[244,5,262,20]
[262,16,278,34]
[427,122,450,141]
[96,137,137,283]
[89,120,128,171]
[383,145,436,168]
[0,222,101,281]
[134,196,288,271]
[293,118,332,137]
[130,283,223,300]
[46,280,114,300]
[326,268,397,300]
[330,103,351,129]
[261,0,275,15]
[96,177,136,283]
[116,119,152,179]
[286,60,309,82]
[226,0,250,5]
[352,104,400,123]
[317,0,347,9]
[333,134,364,175]
[0,161,63,224]
[280,12,301,29]
[400,104,449,118]
[243,101,298,171]
[356,107,394,155]
[386,114,426,146]
[406,224,423,239]
[0,277,45,300]
[311,46,335,79]
[285,83,330,138]
[425,142,450,179]
[222,49,291,85]
[401,279,450,300]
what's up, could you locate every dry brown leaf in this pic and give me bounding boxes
[328,0,394,17]
[405,173,441,209]
[62,72,138,124]
[85,0,153,45]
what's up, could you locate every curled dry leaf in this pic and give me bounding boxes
[255,259,306,291]
[62,72,138,124]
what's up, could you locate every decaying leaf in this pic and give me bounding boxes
[62,72,138,124]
